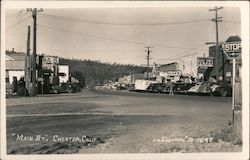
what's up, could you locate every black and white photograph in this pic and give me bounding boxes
[1,1,249,160]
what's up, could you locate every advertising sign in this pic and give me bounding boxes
[42,56,59,70]
[197,57,214,67]
[159,72,168,77]
[167,70,182,76]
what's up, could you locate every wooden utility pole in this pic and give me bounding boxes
[27,8,43,96]
[145,46,152,80]
[24,25,31,95]
[209,6,223,81]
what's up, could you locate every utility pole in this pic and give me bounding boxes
[209,6,223,81]
[145,46,152,80]
[24,25,31,95]
[27,8,43,96]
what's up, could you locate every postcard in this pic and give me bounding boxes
[1,1,249,160]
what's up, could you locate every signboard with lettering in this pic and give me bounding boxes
[167,70,182,76]
[222,41,241,59]
[197,57,214,67]
[159,72,168,77]
[42,56,59,71]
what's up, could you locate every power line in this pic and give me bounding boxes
[156,46,206,62]
[46,48,143,53]
[109,55,145,61]
[39,13,210,26]
[5,10,28,18]
[6,16,30,31]
[38,24,198,50]
[223,20,241,24]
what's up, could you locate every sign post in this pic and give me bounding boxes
[222,36,241,125]
[232,58,236,124]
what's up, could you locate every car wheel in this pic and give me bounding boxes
[220,89,227,97]
[54,90,59,94]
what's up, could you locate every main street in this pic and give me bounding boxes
[6,89,241,154]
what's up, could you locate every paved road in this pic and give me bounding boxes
[6,89,240,154]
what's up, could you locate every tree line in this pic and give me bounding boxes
[59,58,147,87]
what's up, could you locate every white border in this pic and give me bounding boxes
[1,1,249,160]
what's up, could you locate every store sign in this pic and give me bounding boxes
[159,72,168,77]
[42,56,59,70]
[222,41,241,59]
[197,57,214,67]
[167,70,182,76]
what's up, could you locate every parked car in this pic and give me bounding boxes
[147,83,165,93]
[50,83,81,94]
[188,81,212,96]
[210,83,232,97]
[173,82,195,95]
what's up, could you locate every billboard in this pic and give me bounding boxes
[167,70,182,76]
[197,57,214,67]
[42,55,59,70]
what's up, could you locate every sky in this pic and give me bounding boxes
[5,7,241,67]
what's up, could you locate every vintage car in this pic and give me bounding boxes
[50,83,81,94]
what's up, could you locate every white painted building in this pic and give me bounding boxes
[58,65,69,84]
[5,52,26,84]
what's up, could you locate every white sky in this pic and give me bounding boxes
[5,7,241,65]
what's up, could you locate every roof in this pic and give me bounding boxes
[5,52,26,71]
[6,61,25,71]
[160,62,178,67]
[6,52,26,61]
[5,55,14,61]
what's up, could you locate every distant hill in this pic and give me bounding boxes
[59,58,147,87]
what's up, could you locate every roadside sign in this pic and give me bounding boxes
[42,56,59,71]
[37,77,44,82]
[222,36,242,125]
[226,72,231,77]
[222,41,241,59]
[167,70,182,76]
[159,72,168,77]
[197,57,214,67]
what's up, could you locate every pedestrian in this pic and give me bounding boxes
[167,79,174,95]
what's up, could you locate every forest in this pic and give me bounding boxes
[59,58,147,87]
